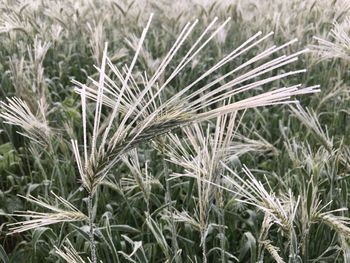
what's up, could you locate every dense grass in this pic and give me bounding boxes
[0,0,349,262]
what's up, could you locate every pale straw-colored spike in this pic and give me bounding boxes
[104,62,135,106]
[185,48,307,109]
[0,97,50,143]
[147,20,195,85]
[80,85,88,168]
[140,71,158,113]
[71,139,87,188]
[137,17,230,116]
[290,103,333,150]
[110,19,198,148]
[237,165,289,227]
[136,17,222,114]
[183,38,302,104]
[164,31,271,108]
[194,85,300,120]
[7,194,87,234]
[70,15,319,192]
[91,42,108,161]
[312,17,350,61]
[100,14,154,152]
[190,69,307,112]
[88,74,131,105]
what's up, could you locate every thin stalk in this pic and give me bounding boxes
[288,230,298,263]
[88,193,97,263]
[198,179,207,263]
[200,213,208,263]
[302,230,309,262]
[257,246,265,263]
[51,149,66,198]
[161,139,181,263]
[218,189,226,263]
[201,228,207,263]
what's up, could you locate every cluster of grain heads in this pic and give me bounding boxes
[71,14,318,261]
[222,165,299,231]
[280,109,350,261]
[218,0,350,50]
[72,14,319,192]
[0,0,350,262]
[220,165,309,262]
[163,111,280,262]
[1,11,320,262]
[163,113,237,263]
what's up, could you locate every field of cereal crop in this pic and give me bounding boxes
[0,1,349,262]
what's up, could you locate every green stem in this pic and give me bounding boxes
[218,190,226,263]
[88,193,97,263]
[161,140,181,262]
[202,229,207,263]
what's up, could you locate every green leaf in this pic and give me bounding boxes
[32,227,57,254]
[307,181,313,219]
[0,245,9,263]
[145,215,170,259]
[239,232,256,263]
[0,143,19,171]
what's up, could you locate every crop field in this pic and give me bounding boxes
[0,0,349,262]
